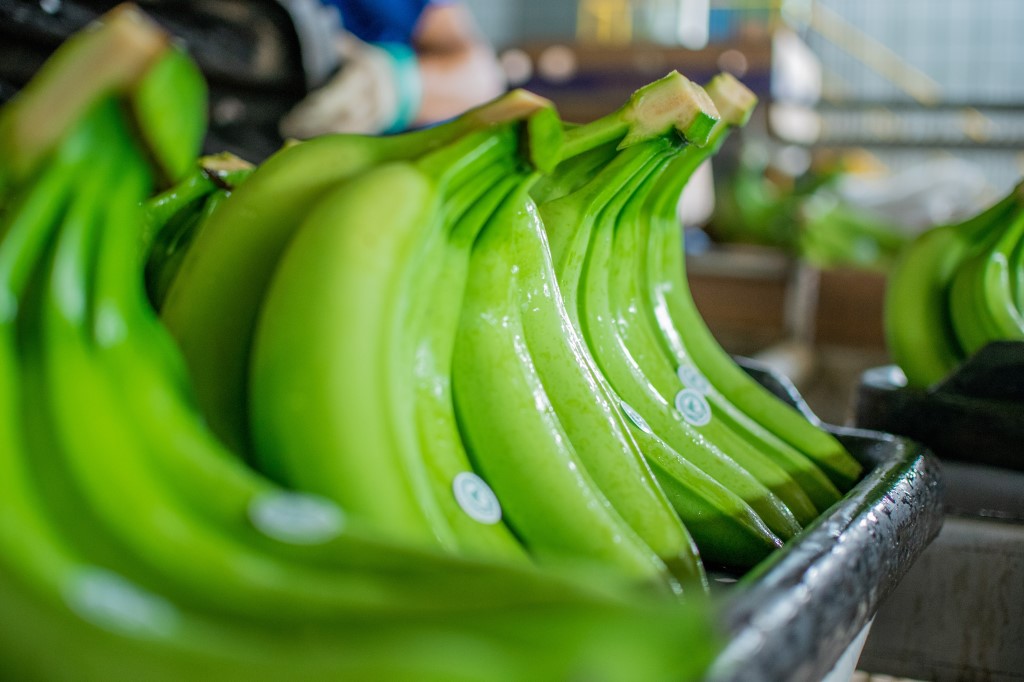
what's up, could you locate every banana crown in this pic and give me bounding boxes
[619,71,720,149]
[458,88,564,174]
[0,5,204,188]
[559,71,721,162]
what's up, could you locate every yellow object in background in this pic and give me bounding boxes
[577,0,634,44]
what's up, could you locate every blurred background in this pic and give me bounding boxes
[461,0,1024,423]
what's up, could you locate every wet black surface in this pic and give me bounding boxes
[705,361,945,682]
[853,341,1024,472]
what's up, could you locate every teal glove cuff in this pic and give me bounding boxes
[374,42,422,134]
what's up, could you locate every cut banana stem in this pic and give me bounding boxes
[0,5,169,184]
[560,71,719,161]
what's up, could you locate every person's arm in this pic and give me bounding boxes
[409,2,506,126]
[279,1,505,139]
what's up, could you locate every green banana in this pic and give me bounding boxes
[885,184,1023,387]
[536,151,787,568]
[249,155,471,547]
[530,114,793,567]
[15,37,583,626]
[452,184,678,590]
[629,76,847,511]
[1011,219,1024,316]
[0,102,261,682]
[143,153,254,310]
[643,216,845,513]
[129,43,207,185]
[37,105,424,622]
[611,161,824,524]
[446,72,788,583]
[630,426,784,569]
[0,94,102,600]
[530,139,621,205]
[161,89,560,454]
[500,143,711,585]
[515,179,708,588]
[570,145,802,540]
[947,205,1024,355]
[645,198,862,490]
[80,108,662,609]
[13,96,686,631]
[406,164,531,561]
[0,5,169,187]
[147,188,230,312]
[248,120,555,552]
[536,129,804,540]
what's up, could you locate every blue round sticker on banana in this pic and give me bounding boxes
[453,472,502,524]
[675,387,712,426]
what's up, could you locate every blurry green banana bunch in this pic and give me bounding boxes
[885,182,1024,388]
[712,148,908,271]
[0,4,865,679]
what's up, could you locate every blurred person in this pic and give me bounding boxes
[280,0,507,138]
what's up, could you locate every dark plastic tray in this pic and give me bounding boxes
[852,341,1024,471]
[705,359,945,682]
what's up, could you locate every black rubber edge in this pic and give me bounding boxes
[705,363,945,682]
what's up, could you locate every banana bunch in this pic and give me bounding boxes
[0,3,871,677]
[712,150,908,271]
[0,7,722,680]
[885,182,1024,388]
[528,74,862,572]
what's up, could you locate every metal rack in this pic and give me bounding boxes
[786,0,1024,196]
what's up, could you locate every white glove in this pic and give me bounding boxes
[279,32,421,139]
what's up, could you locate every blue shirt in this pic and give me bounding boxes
[319,0,438,45]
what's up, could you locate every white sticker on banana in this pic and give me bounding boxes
[675,387,712,427]
[249,492,346,545]
[677,362,712,395]
[452,472,502,524]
